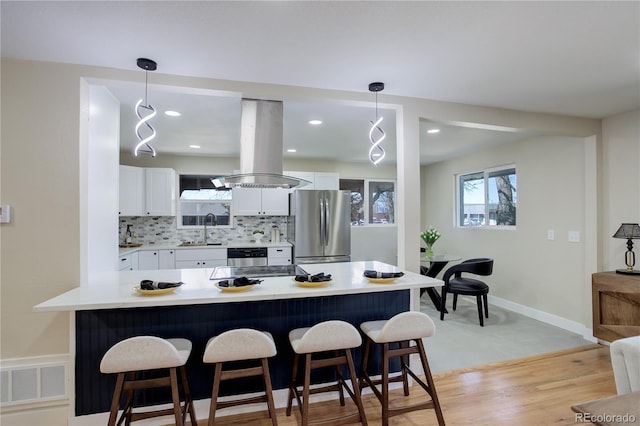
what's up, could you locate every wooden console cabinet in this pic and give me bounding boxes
[592,271,640,342]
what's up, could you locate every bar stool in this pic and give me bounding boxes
[359,311,445,426]
[100,336,196,426]
[286,320,368,426]
[203,328,278,426]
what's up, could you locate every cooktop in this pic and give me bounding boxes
[210,264,308,280]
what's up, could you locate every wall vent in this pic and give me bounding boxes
[0,355,68,407]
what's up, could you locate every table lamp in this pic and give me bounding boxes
[613,223,640,274]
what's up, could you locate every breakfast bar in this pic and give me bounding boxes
[35,261,442,417]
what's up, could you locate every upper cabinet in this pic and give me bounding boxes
[119,165,144,216]
[119,166,176,216]
[232,188,289,216]
[285,171,339,190]
[144,168,176,216]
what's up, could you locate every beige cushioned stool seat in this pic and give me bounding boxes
[360,311,435,343]
[100,336,191,373]
[289,320,362,354]
[203,329,276,363]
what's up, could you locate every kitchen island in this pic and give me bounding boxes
[35,261,442,418]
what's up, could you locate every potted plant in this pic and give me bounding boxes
[420,227,441,257]
[252,229,265,243]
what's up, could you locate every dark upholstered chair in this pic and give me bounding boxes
[440,258,494,326]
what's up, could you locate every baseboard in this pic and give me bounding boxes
[488,295,597,342]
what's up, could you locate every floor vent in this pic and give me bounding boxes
[1,355,68,407]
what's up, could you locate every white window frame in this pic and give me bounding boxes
[456,164,517,229]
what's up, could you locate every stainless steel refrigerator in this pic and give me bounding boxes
[288,190,351,264]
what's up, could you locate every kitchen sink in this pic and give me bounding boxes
[178,241,223,247]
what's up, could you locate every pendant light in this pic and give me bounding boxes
[134,58,157,157]
[368,82,386,166]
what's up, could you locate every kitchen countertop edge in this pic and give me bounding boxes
[34,261,442,312]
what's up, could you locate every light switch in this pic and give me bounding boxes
[547,229,555,240]
[0,205,10,223]
[568,231,580,242]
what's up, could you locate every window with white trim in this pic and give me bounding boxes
[457,166,517,227]
[178,175,232,228]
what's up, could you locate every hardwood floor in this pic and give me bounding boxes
[195,344,616,425]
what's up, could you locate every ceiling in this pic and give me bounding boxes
[2,1,638,165]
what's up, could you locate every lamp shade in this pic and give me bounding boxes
[612,223,640,239]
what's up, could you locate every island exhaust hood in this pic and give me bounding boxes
[215,99,310,189]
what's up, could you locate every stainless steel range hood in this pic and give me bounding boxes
[217,99,310,189]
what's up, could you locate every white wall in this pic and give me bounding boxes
[601,110,640,271]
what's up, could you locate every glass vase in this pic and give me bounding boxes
[425,244,433,257]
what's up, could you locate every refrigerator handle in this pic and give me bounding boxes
[324,197,330,246]
[319,197,325,246]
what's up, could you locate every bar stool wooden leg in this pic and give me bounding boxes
[262,358,278,426]
[334,350,346,406]
[286,353,300,417]
[169,368,183,426]
[301,353,313,426]
[416,339,445,425]
[400,341,410,396]
[344,350,368,426]
[179,366,197,426]
[208,363,223,426]
[107,373,125,426]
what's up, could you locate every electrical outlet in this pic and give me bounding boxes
[568,231,580,242]
[547,229,555,240]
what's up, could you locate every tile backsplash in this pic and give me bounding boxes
[119,216,289,246]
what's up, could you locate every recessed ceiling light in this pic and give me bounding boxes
[189,145,200,149]
[165,110,181,117]
[308,120,322,125]
[427,129,440,134]
[287,149,297,153]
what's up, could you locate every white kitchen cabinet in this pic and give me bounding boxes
[268,247,292,265]
[119,165,144,216]
[159,249,175,269]
[284,171,340,190]
[118,252,140,271]
[285,171,315,189]
[232,188,289,216]
[145,168,176,216]
[313,172,340,190]
[119,166,176,216]
[138,249,177,270]
[138,250,159,270]
[175,248,227,269]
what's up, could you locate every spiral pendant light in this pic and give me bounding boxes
[134,58,157,157]
[368,82,386,166]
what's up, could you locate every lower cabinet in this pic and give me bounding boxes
[268,247,292,265]
[118,252,139,271]
[175,248,227,269]
[138,250,176,270]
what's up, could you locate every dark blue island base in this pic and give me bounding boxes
[75,290,410,416]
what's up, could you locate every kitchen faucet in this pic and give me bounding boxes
[204,213,217,245]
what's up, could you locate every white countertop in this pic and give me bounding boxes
[34,261,442,312]
[119,241,292,256]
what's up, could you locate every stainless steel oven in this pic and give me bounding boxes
[227,247,268,267]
